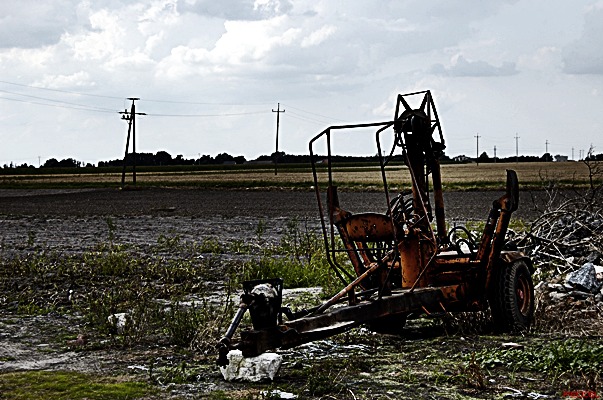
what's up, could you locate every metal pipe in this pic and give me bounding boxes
[313,252,393,315]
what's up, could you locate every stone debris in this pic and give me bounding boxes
[107,313,128,334]
[261,390,297,399]
[220,350,282,382]
[502,386,549,399]
[500,342,524,350]
[518,193,603,313]
[565,263,602,294]
[537,262,603,304]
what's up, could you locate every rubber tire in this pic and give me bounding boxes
[489,260,534,333]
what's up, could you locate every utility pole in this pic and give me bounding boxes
[545,140,549,154]
[272,103,285,175]
[38,156,41,168]
[514,133,520,163]
[119,98,146,189]
[474,133,481,165]
[493,145,497,163]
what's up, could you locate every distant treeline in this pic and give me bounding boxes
[3,150,603,170]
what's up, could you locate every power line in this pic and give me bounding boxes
[146,111,268,117]
[281,103,346,123]
[0,79,123,100]
[142,98,273,106]
[0,79,275,106]
[1,95,269,118]
[0,95,117,113]
[0,88,117,112]
[286,112,327,126]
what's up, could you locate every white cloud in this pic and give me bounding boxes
[0,0,602,165]
[62,9,125,61]
[155,15,302,79]
[518,46,562,72]
[301,25,336,48]
[0,1,82,48]
[431,55,518,77]
[177,0,292,20]
[35,71,95,89]
[562,3,603,74]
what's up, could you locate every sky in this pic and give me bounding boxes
[1,0,603,167]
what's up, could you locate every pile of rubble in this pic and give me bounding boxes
[532,260,603,335]
[536,262,603,303]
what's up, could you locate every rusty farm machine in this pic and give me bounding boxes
[217,90,534,366]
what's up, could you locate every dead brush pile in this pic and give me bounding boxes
[518,175,603,335]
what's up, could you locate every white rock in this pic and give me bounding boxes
[107,313,128,334]
[534,281,546,291]
[501,342,524,350]
[220,350,282,382]
[549,292,568,301]
[566,263,601,293]
[261,390,297,399]
[547,283,566,292]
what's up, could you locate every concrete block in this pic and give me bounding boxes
[220,350,282,382]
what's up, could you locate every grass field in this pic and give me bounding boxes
[0,161,598,190]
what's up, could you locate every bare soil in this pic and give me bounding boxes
[0,188,547,258]
[0,187,548,219]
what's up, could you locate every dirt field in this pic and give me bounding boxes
[0,187,549,254]
[1,188,600,399]
[0,187,548,218]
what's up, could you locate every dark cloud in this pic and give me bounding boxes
[0,1,81,48]
[431,55,517,77]
[562,5,603,75]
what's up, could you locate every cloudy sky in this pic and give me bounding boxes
[1,0,602,166]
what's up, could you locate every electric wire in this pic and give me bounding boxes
[286,110,329,125]
[282,103,347,123]
[0,79,273,106]
[142,98,274,106]
[0,95,118,113]
[0,89,118,112]
[0,79,124,100]
[145,110,268,117]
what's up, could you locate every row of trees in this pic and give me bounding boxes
[2,150,602,169]
[97,151,246,167]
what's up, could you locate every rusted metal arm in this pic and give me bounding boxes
[217,297,252,366]
[313,258,386,315]
[236,285,461,357]
[482,170,520,291]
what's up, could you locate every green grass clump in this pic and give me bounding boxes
[242,256,333,289]
[240,219,347,295]
[0,370,156,400]
[472,339,603,382]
